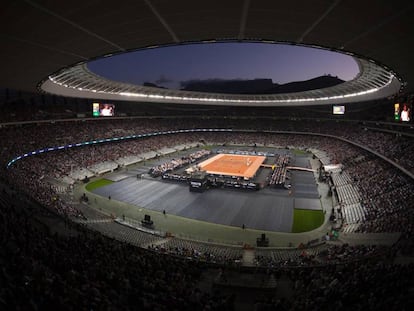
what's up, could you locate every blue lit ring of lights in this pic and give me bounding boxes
[8,127,414,180]
[6,128,233,169]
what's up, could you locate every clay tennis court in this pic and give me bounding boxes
[198,153,266,178]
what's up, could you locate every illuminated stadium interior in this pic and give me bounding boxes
[1,1,414,310]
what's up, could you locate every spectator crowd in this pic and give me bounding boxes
[0,116,413,309]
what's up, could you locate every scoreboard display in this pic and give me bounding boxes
[333,105,345,115]
[394,102,411,122]
[92,103,115,117]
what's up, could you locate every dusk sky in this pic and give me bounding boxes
[88,42,359,90]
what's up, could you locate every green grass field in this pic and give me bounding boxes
[291,209,324,233]
[85,179,114,191]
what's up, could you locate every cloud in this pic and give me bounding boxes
[155,74,173,85]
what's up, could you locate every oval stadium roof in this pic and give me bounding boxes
[1,0,413,106]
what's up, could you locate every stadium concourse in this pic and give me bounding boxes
[1,115,414,310]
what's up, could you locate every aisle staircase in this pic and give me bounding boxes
[242,249,256,266]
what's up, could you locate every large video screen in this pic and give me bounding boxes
[394,102,411,122]
[333,105,345,115]
[92,103,115,117]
